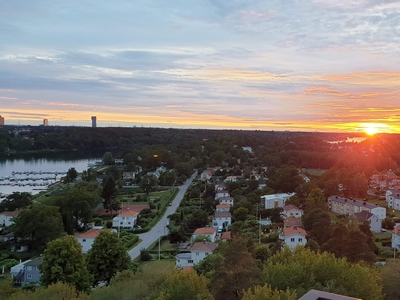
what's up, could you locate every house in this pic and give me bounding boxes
[392,225,400,250]
[216,203,231,213]
[215,190,230,200]
[215,183,226,191]
[242,146,253,153]
[299,289,361,300]
[11,257,43,285]
[200,171,212,181]
[0,209,20,227]
[280,226,307,249]
[218,197,234,206]
[328,196,386,220]
[283,216,303,228]
[122,172,135,180]
[251,174,261,181]
[225,175,237,183]
[212,212,232,229]
[192,227,217,242]
[175,241,218,269]
[261,193,295,209]
[354,211,382,233]
[3,232,15,242]
[283,204,303,219]
[371,170,400,190]
[299,174,310,183]
[112,210,139,229]
[75,228,103,253]
[220,231,232,241]
[386,189,400,210]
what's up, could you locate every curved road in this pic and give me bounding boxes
[128,171,197,259]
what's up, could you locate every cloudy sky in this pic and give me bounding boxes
[1,0,400,132]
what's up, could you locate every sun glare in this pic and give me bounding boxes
[358,123,390,135]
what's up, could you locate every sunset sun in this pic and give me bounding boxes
[358,123,391,135]
[364,126,379,135]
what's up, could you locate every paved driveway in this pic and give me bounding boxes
[128,171,197,259]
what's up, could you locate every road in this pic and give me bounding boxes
[128,171,197,259]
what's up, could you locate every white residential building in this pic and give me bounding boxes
[328,196,386,220]
[0,210,20,227]
[282,205,303,219]
[215,190,230,199]
[112,210,139,229]
[225,176,237,183]
[200,171,212,181]
[354,211,382,233]
[386,189,400,210]
[175,241,218,269]
[392,225,400,250]
[75,228,103,253]
[215,183,226,191]
[261,193,295,209]
[191,227,217,243]
[218,197,234,206]
[280,227,307,249]
[212,212,232,229]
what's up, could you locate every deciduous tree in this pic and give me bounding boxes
[102,177,119,213]
[40,235,91,292]
[140,174,158,195]
[14,205,64,250]
[242,284,297,300]
[87,230,131,286]
[0,192,32,212]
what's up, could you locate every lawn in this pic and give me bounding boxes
[139,260,175,275]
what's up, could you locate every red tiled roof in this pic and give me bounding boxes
[75,228,103,239]
[118,210,139,217]
[191,241,218,252]
[216,204,231,208]
[216,190,229,194]
[284,227,306,237]
[0,210,20,217]
[393,225,400,235]
[283,216,303,227]
[182,266,194,272]
[284,204,300,212]
[221,231,231,240]
[193,227,216,235]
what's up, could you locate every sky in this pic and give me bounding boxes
[1,0,400,133]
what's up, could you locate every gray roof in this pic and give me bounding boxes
[328,196,380,209]
[25,257,43,267]
[354,210,375,220]
[299,289,361,300]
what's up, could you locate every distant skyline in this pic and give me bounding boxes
[1,1,400,133]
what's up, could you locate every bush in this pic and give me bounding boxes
[140,248,152,261]
[92,218,103,226]
[106,221,112,229]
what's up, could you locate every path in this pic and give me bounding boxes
[128,171,197,259]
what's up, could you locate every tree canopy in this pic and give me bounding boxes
[40,235,91,292]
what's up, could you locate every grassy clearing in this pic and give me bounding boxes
[139,260,175,274]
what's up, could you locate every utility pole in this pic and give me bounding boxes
[259,214,261,244]
[158,227,161,261]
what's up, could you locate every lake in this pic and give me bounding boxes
[0,149,123,197]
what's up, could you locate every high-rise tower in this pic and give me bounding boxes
[0,115,4,126]
[91,116,97,128]
[43,119,48,126]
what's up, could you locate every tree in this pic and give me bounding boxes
[159,171,177,186]
[0,192,32,212]
[187,209,209,230]
[7,282,89,300]
[40,235,91,292]
[102,177,120,213]
[211,237,262,300]
[13,205,64,250]
[382,217,395,230]
[140,174,158,195]
[263,247,383,300]
[380,259,400,300]
[153,269,213,300]
[254,245,271,263]
[174,161,193,177]
[233,207,249,222]
[242,284,297,300]
[103,152,114,165]
[65,167,78,183]
[87,230,131,286]
[304,188,327,212]
[194,253,225,278]
[302,208,332,246]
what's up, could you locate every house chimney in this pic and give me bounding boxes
[203,239,206,244]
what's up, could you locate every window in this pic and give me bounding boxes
[36,266,40,271]
[196,252,199,256]
[299,238,303,242]
[188,260,194,263]
[82,239,86,242]
[128,222,131,224]
[290,238,295,242]
[205,252,209,256]
[27,266,32,271]
[27,274,32,279]
[120,222,123,225]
